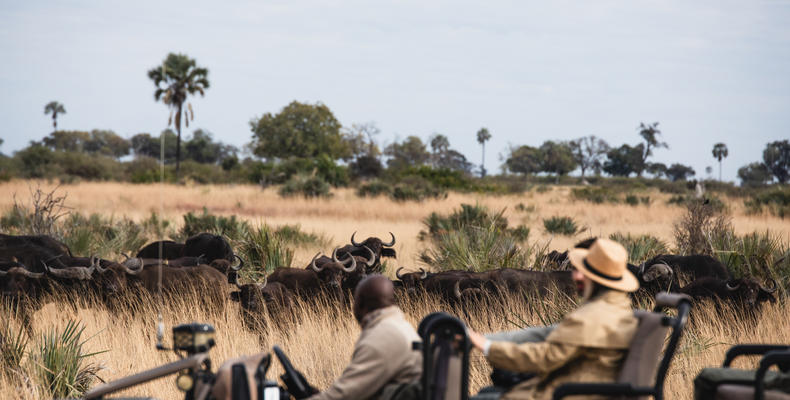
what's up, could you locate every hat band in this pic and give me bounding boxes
[583,258,622,281]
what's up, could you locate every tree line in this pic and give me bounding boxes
[1,52,788,189]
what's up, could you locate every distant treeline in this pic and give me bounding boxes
[1,101,788,193]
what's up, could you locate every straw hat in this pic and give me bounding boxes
[568,238,639,292]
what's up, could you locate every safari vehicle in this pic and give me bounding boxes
[83,293,692,400]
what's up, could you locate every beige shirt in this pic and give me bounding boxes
[487,290,638,400]
[309,306,422,400]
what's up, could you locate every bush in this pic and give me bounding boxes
[390,177,446,202]
[609,232,668,263]
[744,187,790,219]
[666,194,727,213]
[180,207,251,241]
[543,216,581,236]
[711,230,788,280]
[419,203,526,242]
[274,224,328,248]
[58,213,148,258]
[279,174,332,198]
[673,200,732,256]
[356,180,391,198]
[1,324,27,374]
[31,320,105,398]
[419,223,528,272]
[625,194,639,206]
[237,225,294,281]
[572,187,619,204]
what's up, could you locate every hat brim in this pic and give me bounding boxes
[568,248,639,293]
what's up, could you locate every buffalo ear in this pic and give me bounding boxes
[230,291,241,302]
[381,248,397,258]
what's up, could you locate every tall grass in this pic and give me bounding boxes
[543,216,581,236]
[609,232,668,263]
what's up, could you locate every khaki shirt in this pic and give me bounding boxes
[487,290,638,400]
[309,306,422,400]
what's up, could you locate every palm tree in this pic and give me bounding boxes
[44,101,66,130]
[147,53,210,177]
[476,127,491,177]
[712,143,728,181]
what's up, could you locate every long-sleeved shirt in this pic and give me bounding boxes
[308,306,422,400]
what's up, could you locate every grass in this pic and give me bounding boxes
[543,216,581,236]
[1,181,790,399]
[609,232,668,264]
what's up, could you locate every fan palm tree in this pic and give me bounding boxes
[476,127,491,177]
[44,101,66,130]
[712,143,728,181]
[147,53,210,177]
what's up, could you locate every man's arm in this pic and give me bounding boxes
[484,325,556,343]
[307,343,392,400]
[486,341,580,374]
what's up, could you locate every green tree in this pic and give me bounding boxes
[250,101,348,161]
[84,130,131,158]
[637,122,667,176]
[42,131,90,152]
[646,162,667,178]
[569,135,609,177]
[666,163,696,182]
[539,141,576,182]
[763,140,790,184]
[184,129,237,164]
[131,130,179,164]
[603,144,645,177]
[147,53,210,177]
[712,143,728,181]
[345,122,382,178]
[738,162,772,187]
[476,127,491,177]
[505,145,542,177]
[384,136,430,170]
[44,101,66,130]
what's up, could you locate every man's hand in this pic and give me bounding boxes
[467,328,489,353]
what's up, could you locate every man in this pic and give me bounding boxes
[308,274,422,400]
[467,238,640,400]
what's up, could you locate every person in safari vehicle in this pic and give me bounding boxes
[466,238,640,400]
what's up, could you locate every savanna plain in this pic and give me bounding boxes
[2,180,789,400]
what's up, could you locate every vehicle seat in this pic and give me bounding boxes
[417,312,470,400]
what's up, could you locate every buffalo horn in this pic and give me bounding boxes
[341,253,357,273]
[420,268,427,279]
[762,278,778,293]
[643,263,671,282]
[382,232,396,247]
[726,280,741,291]
[453,280,462,299]
[43,262,95,280]
[231,254,245,271]
[362,245,376,267]
[1,267,44,278]
[396,267,405,280]
[122,257,143,271]
[350,231,362,247]
[310,253,324,272]
[92,255,107,273]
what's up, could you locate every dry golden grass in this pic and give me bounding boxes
[1,180,789,399]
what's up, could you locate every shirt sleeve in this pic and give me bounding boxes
[308,343,392,400]
[486,340,580,374]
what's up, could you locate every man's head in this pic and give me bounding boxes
[353,274,395,323]
[568,238,639,298]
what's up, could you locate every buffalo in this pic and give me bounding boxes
[269,251,357,298]
[676,276,777,307]
[334,232,397,274]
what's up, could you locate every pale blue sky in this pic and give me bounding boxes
[2,0,789,181]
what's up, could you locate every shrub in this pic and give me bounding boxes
[711,230,788,280]
[543,216,581,236]
[609,232,668,263]
[1,324,28,373]
[744,187,790,219]
[356,180,391,198]
[666,194,727,213]
[625,195,639,206]
[31,320,105,398]
[237,225,294,281]
[3,186,70,236]
[279,174,332,198]
[515,203,536,213]
[274,224,328,248]
[419,223,528,272]
[572,187,618,204]
[673,200,732,256]
[58,213,148,259]
[180,207,251,241]
[420,203,526,242]
[390,177,446,202]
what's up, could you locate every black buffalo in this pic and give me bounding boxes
[676,277,777,307]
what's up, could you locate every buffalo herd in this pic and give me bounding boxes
[0,232,781,331]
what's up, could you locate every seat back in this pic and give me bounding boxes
[212,351,272,400]
[616,293,691,400]
[418,312,470,400]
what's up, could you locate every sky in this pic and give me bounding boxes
[1,0,789,182]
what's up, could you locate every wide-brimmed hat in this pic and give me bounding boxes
[568,238,639,292]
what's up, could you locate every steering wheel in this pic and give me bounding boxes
[273,345,315,399]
